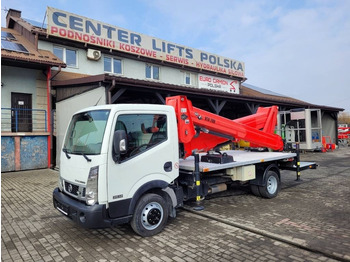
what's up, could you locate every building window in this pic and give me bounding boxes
[53,46,77,68]
[145,64,160,80]
[104,57,122,74]
[185,72,191,85]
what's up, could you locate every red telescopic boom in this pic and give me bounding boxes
[166,95,284,158]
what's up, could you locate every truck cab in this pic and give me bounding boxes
[53,104,180,236]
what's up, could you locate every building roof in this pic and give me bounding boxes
[243,83,286,97]
[7,15,47,35]
[51,72,343,112]
[240,83,310,106]
[51,70,91,81]
[22,18,47,29]
[1,28,66,67]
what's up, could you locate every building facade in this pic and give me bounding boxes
[1,9,65,171]
[1,7,343,170]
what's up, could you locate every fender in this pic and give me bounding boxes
[162,186,178,208]
[127,180,170,215]
[108,180,169,219]
[250,163,280,186]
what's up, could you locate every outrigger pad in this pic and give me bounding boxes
[201,152,234,164]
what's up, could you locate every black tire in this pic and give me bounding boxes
[250,184,261,197]
[131,193,168,237]
[258,170,280,199]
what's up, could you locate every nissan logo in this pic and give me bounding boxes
[67,184,73,193]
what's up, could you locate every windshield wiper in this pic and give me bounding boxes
[63,149,92,162]
[62,148,71,159]
[80,153,92,162]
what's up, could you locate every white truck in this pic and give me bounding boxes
[53,96,316,237]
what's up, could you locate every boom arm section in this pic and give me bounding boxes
[166,95,284,158]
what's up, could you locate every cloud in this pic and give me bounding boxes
[143,0,350,111]
[243,2,350,109]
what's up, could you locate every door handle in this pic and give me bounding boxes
[164,161,172,172]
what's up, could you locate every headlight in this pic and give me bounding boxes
[58,172,63,191]
[86,166,99,205]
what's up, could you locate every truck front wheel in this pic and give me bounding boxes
[131,193,169,237]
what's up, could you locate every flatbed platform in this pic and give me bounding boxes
[179,150,297,172]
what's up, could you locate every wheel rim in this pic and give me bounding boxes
[267,175,278,194]
[141,202,163,230]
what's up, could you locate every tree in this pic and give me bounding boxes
[338,112,350,125]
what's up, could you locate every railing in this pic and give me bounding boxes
[1,108,47,132]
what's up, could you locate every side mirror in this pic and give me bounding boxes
[113,130,128,163]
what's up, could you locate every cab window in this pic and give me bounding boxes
[115,114,167,161]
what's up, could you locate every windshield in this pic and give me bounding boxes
[63,110,110,155]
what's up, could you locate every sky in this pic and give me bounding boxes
[1,0,350,112]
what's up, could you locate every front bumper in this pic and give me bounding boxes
[53,188,130,228]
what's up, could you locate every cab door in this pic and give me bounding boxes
[107,109,179,218]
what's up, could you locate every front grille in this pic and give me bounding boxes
[64,181,85,199]
[64,181,79,195]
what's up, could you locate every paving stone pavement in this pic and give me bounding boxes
[1,147,350,261]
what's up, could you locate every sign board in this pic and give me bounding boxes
[47,7,245,78]
[197,74,240,94]
[291,110,305,120]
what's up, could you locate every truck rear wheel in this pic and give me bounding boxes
[259,170,280,198]
[131,193,168,237]
[250,184,261,197]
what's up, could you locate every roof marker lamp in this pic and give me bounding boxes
[86,166,99,206]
